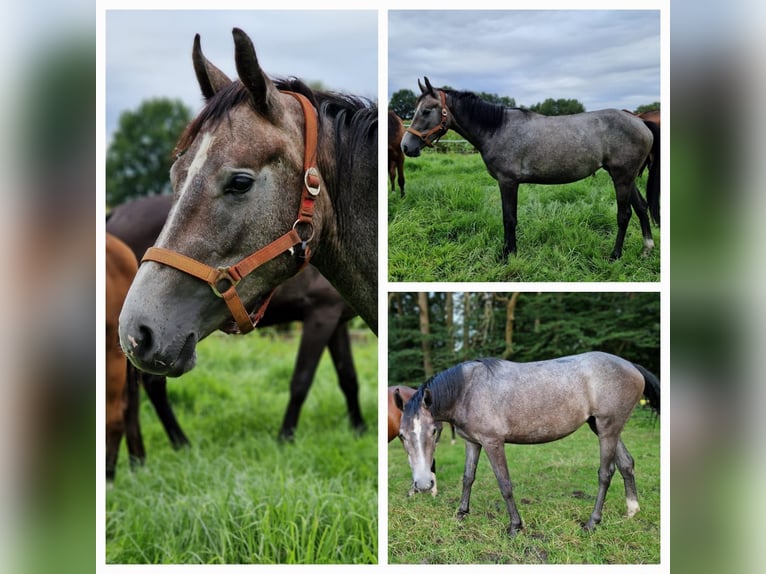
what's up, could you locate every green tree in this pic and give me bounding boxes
[389,89,417,120]
[476,92,516,108]
[106,98,191,207]
[635,102,660,114]
[529,97,586,116]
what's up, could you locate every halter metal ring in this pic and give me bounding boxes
[210,267,240,298]
[304,167,321,196]
[292,219,315,243]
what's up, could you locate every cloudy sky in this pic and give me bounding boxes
[389,10,660,112]
[105,10,378,142]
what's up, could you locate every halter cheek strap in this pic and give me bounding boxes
[141,90,320,335]
[406,90,449,147]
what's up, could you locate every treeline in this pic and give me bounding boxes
[388,292,660,386]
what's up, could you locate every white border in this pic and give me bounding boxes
[97,1,670,571]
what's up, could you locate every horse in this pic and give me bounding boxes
[118,28,377,380]
[394,351,660,536]
[105,233,145,480]
[108,194,366,441]
[401,78,661,260]
[388,110,406,196]
[389,386,438,496]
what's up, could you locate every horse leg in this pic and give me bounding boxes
[389,159,396,192]
[106,354,127,481]
[397,155,405,197]
[124,363,146,470]
[498,181,519,259]
[585,423,619,531]
[483,441,523,536]
[278,316,335,441]
[629,184,655,256]
[610,178,634,260]
[615,438,640,517]
[457,440,482,520]
[143,373,190,449]
[327,321,366,434]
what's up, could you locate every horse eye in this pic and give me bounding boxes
[398,432,406,442]
[225,174,254,195]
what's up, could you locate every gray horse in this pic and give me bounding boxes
[394,351,660,535]
[401,78,660,260]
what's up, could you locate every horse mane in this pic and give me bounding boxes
[442,89,527,134]
[173,78,378,199]
[406,358,503,416]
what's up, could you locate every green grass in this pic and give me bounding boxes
[388,407,660,564]
[388,152,661,282]
[106,329,377,564]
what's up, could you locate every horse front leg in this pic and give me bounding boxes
[498,181,519,259]
[327,321,366,435]
[483,441,523,536]
[457,440,482,520]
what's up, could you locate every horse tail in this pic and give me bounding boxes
[643,120,661,227]
[633,362,660,414]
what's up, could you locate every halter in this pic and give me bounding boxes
[141,91,320,334]
[406,90,449,147]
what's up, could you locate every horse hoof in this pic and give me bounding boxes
[456,510,469,521]
[506,525,522,537]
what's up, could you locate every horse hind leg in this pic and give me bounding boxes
[584,425,619,531]
[616,438,640,517]
[609,178,634,260]
[629,184,655,257]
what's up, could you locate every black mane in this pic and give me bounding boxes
[441,89,527,135]
[406,358,503,416]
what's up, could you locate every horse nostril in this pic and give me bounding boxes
[137,325,153,351]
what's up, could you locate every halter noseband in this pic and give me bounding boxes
[406,90,449,147]
[141,91,320,335]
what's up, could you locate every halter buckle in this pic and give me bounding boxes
[210,267,240,298]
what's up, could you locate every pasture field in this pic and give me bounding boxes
[388,406,660,564]
[388,151,661,282]
[106,328,377,564]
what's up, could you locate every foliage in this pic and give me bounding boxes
[635,102,660,114]
[388,408,660,564]
[106,98,191,206]
[387,152,661,282]
[389,89,418,119]
[388,292,660,386]
[529,97,586,115]
[106,329,377,564]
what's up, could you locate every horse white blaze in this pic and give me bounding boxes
[410,416,432,490]
[177,131,214,201]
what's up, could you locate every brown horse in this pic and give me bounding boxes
[105,233,145,480]
[388,110,405,196]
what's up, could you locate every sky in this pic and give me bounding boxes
[105,10,378,142]
[388,10,660,112]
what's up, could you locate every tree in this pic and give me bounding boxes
[106,98,191,207]
[418,292,434,377]
[635,102,660,114]
[389,89,417,120]
[529,98,585,116]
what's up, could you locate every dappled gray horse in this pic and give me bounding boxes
[401,78,660,260]
[394,351,660,535]
[119,29,377,377]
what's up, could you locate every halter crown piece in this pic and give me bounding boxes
[141,91,321,334]
[406,90,449,147]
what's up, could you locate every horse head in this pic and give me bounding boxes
[394,387,442,494]
[401,77,450,157]
[118,28,326,376]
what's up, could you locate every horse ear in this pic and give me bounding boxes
[394,388,405,412]
[417,78,427,94]
[192,34,231,100]
[232,28,282,120]
[422,388,433,409]
[423,77,436,96]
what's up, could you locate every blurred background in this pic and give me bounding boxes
[0,0,764,572]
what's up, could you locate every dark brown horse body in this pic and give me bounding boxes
[388,110,405,196]
[105,233,145,479]
[108,194,366,442]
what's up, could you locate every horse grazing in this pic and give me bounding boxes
[402,78,661,260]
[394,351,660,535]
[108,194,365,441]
[119,28,377,379]
[388,110,406,196]
[105,233,145,480]
[389,386,438,496]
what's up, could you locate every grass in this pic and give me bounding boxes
[388,407,660,564]
[106,328,377,564]
[388,151,661,282]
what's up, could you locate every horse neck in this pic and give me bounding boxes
[445,92,502,153]
[311,120,378,334]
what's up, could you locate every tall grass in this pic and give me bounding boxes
[106,329,377,564]
[388,407,660,564]
[388,152,661,282]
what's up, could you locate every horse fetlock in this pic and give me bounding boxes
[626,497,640,518]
